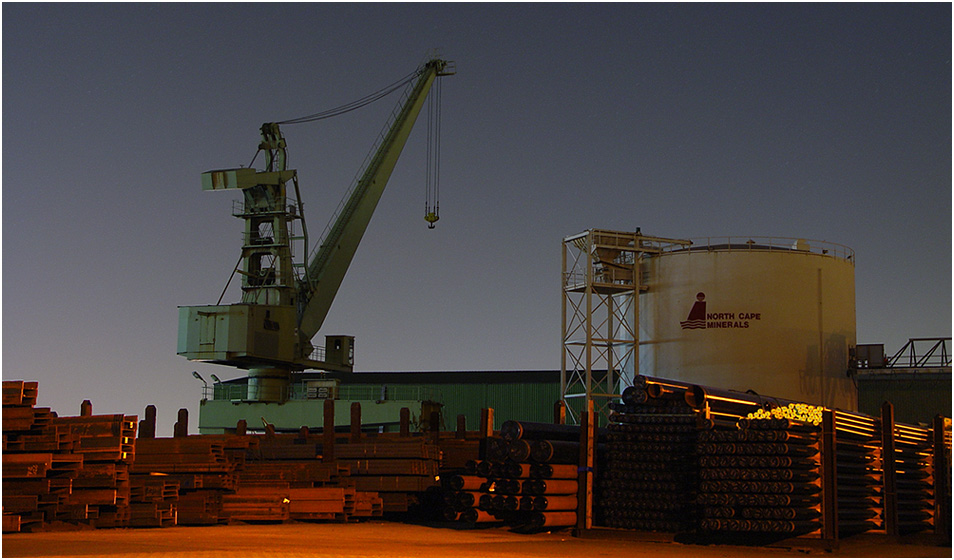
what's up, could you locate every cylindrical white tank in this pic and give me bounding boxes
[639,237,857,410]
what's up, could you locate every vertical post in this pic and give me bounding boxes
[584,234,593,427]
[174,408,189,438]
[236,419,247,437]
[933,415,951,543]
[322,398,335,463]
[400,407,410,437]
[139,405,157,439]
[430,411,441,445]
[561,238,568,423]
[576,399,594,531]
[350,402,362,443]
[80,400,92,417]
[821,410,838,542]
[480,408,494,438]
[881,401,899,537]
[554,401,566,425]
[456,414,466,439]
[632,246,640,387]
[298,425,309,443]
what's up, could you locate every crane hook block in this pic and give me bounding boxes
[424,212,439,229]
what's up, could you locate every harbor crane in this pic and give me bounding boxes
[178,58,454,403]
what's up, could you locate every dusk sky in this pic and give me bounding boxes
[4,4,950,435]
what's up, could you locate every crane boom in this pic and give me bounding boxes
[297,58,451,345]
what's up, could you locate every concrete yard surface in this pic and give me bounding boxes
[2,521,950,558]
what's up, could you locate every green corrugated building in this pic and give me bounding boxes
[198,370,561,434]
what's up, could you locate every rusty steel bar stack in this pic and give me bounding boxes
[598,376,700,533]
[697,417,824,536]
[2,381,141,532]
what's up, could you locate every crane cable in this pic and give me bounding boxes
[275,68,421,125]
[245,66,422,171]
[424,75,442,229]
[248,62,446,230]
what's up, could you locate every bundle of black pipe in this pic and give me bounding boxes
[443,418,583,531]
[597,380,702,533]
[444,458,579,530]
[695,418,823,536]
[500,420,608,444]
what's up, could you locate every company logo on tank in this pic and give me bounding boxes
[679,292,762,330]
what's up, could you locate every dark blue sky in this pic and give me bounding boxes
[4,4,950,434]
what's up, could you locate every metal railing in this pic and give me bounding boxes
[886,338,952,368]
[663,236,854,263]
[209,381,437,403]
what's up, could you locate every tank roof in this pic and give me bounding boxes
[659,236,854,263]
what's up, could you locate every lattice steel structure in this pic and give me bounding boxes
[561,229,690,424]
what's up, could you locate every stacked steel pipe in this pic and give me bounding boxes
[697,417,823,535]
[891,421,936,534]
[598,376,701,532]
[438,420,580,532]
[832,410,884,535]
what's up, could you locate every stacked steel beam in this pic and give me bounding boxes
[335,437,441,513]
[697,417,823,536]
[2,381,60,532]
[241,431,382,522]
[2,381,140,532]
[832,411,884,535]
[128,475,179,527]
[438,420,580,532]
[132,436,242,524]
[891,422,936,534]
[52,414,139,528]
[598,376,700,532]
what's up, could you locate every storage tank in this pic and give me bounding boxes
[638,237,857,410]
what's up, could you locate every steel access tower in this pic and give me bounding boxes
[561,229,690,424]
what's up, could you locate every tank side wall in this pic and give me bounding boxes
[640,250,856,409]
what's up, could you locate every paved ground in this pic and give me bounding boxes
[2,521,949,558]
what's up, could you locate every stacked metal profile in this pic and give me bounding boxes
[598,376,700,532]
[2,381,140,532]
[437,420,579,531]
[335,438,440,513]
[891,422,936,533]
[133,436,244,524]
[831,411,884,535]
[137,431,386,523]
[697,417,823,535]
